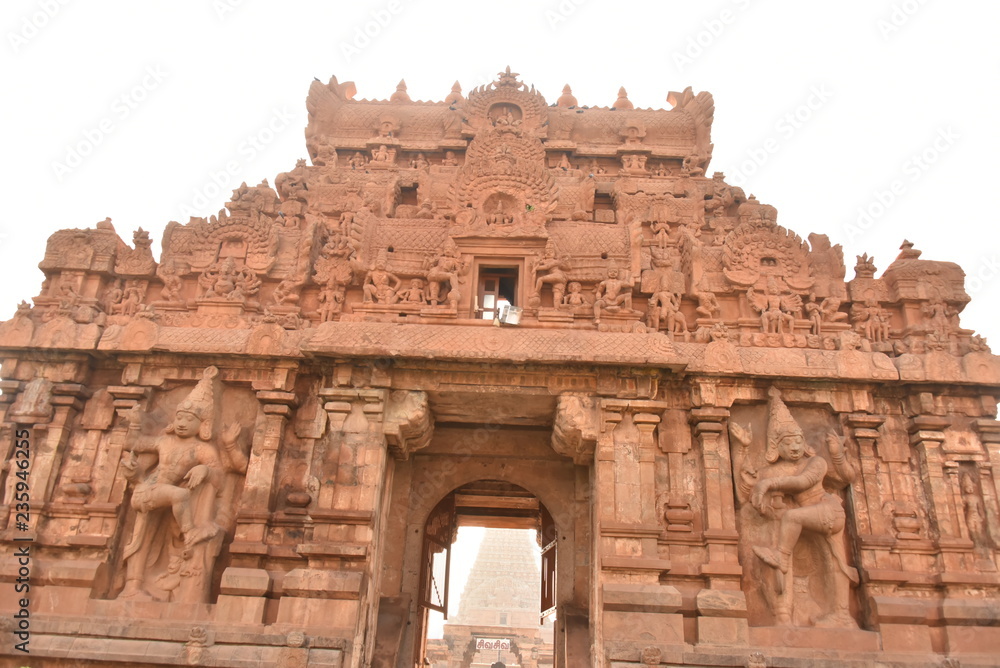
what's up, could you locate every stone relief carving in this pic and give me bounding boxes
[593,260,636,326]
[730,387,858,628]
[117,367,248,603]
[423,238,470,308]
[529,240,569,308]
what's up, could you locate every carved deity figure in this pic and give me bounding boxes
[695,291,722,321]
[960,472,992,560]
[362,252,401,304]
[647,288,688,339]
[118,367,247,602]
[442,151,459,166]
[271,278,302,306]
[103,279,124,314]
[116,283,142,316]
[401,278,428,304]
[922,299,957,339]
[200,258,260,301]
[485,200,514,226]
[200,258,236,299]
[748,283,799,334]
[371,144,391,163]
[157,260,184,303]
[531,241,569,307]
[424,239,469,307]
[852,299,891,343]
[730,387,858,628]
[348,152,368,169]
[313,136,337,168]
[804,296,848,336]
[593,262,634,325]
[410,153,429,169]
[561,281,590,309]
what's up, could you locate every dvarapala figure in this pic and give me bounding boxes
[118,366,247,602]
[730,386,858,627]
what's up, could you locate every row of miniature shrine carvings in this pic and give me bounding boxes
[44,259,958,349]
[310,142,698,177]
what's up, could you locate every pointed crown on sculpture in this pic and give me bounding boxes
[764,386,813,463]
[170,366,219,440]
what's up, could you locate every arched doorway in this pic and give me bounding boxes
[370,411,590,668]
[419,481,556,668]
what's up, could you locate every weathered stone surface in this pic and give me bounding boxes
[0,69,997,668]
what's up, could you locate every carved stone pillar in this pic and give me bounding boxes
[690,404,747,646]
[232,390,296,547]
[596,398,681,656]
[974,419,1000,531]
[845,414,894,552]
[282,386,432,668]
[67,385,147,546]
[910,415,957,542]
[690,406,739,571]
[11,382,86,534]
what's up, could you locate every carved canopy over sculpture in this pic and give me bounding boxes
[722,218,814,291]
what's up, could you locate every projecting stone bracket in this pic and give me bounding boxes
[383,389,433,460]
[551,393,598,465]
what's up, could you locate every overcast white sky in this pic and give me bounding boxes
[1,0,998,340]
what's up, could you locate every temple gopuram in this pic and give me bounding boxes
[1,68,999,667]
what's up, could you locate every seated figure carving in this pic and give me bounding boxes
[593,262,635,325]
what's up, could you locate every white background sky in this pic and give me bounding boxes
[1,0,998,341]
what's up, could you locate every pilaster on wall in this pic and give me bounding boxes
[911,415,962,549]
[687,383,748,648]
[231,389,297,550]
[272,383,432,668]
[689,406,739,577]
[594,397,682,655]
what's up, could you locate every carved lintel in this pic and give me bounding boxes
[551,394,598,465]
[383,390,433,460]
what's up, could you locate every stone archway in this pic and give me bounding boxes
[421,481,555,668]
[380,416,585,668]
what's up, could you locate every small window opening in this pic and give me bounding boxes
[477,267,518,320]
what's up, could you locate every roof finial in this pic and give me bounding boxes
[390,79,410,103]
[445,80,463,106]
[557,84,578,108]
[613,86,633,110]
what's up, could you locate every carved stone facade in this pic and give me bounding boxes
[1,70,998,667]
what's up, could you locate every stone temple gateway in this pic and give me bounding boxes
[0,68,998,667]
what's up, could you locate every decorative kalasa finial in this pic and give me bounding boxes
[557,84,578,108]
[445,80,463,105]
[614,86,634,110]
[390,79,411,103]
[497,66,520,86]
